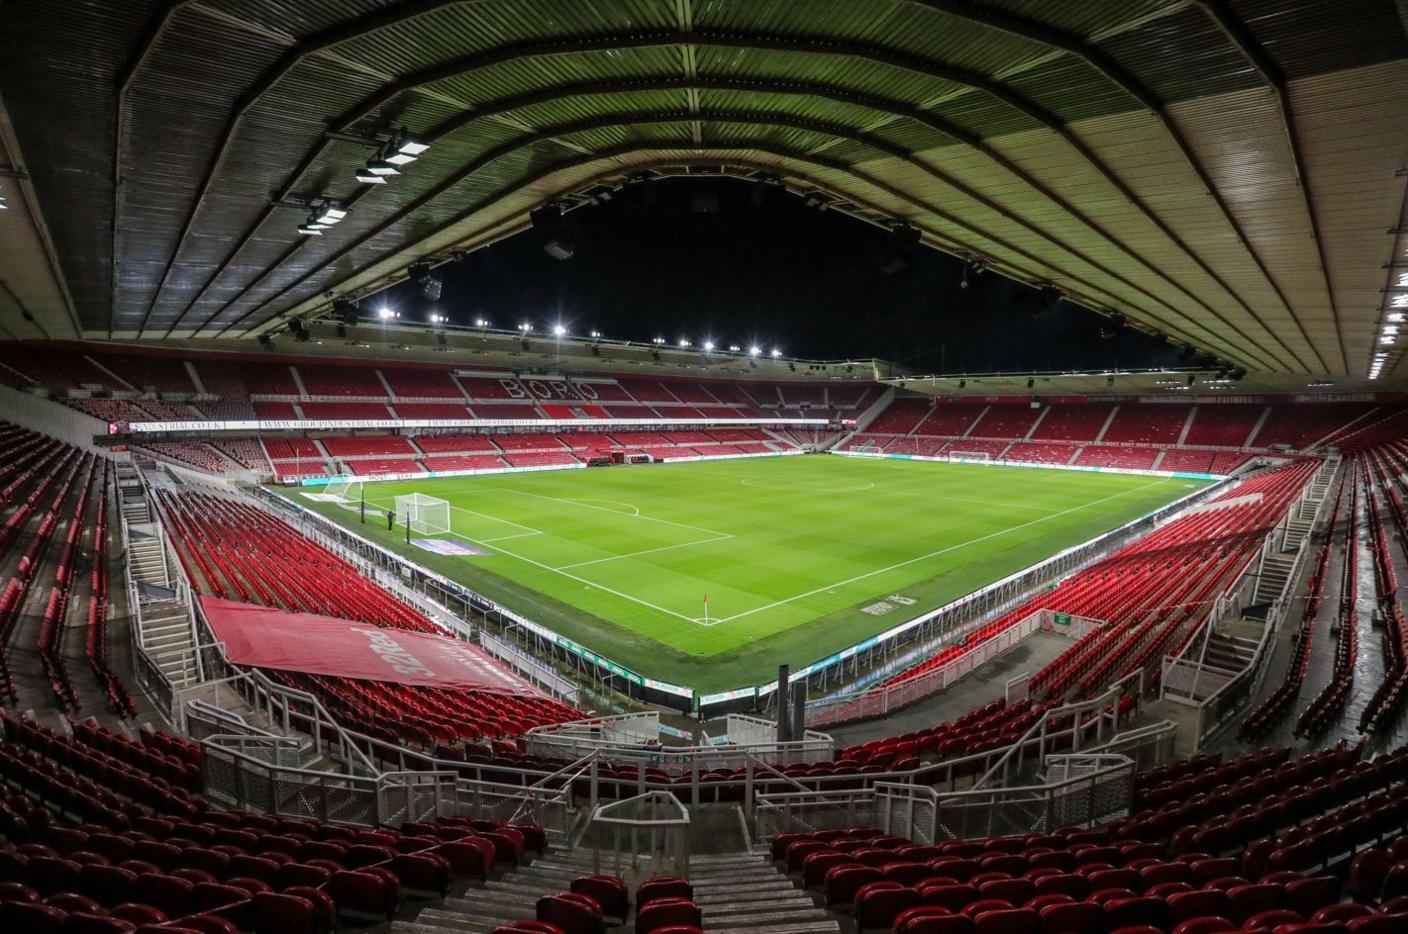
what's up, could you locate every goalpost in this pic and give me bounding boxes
[395,493,451,536]
[946,450,993,464]
[851,443,886,454]
[320,476,366,510]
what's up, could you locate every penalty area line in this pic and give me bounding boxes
[708,478,1174,625]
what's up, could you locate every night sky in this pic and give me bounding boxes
[376,177,1183,374]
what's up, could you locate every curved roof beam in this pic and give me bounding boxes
[110,0,200,337]
[215,108,1283,369]
[127,0,491,338]
[183,29,1313,369]
[169,74,1301,373]
[1190,0,1348,373]
[901,0,1330,372]
[240,144,1216,360]
[211,133,1271,372]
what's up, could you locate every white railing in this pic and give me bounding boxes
[933,754,1136,840]
[523,711,835,769]
[1159,455,1341,744]
[804,609,1047,727]
[588,792,691,878]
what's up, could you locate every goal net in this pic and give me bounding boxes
[947,451,993,464]
[850,443,886,454]
[320,476,366,510]
[395,493,451,535]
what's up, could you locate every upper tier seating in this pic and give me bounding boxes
[0,345,128,391]
[381,367,465,399]
[1029,404,1114,442]
[866,399,933,434]
[296,364,384,397]
[240,363,300,396]
[1252,404,1372,449]
[1183,404,1265,447]
[88,353,194,393]
[967,406,1040,439]
[1102,404,1191,444]
[914,405,988,437]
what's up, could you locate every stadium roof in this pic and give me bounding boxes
[0,1,1405,382]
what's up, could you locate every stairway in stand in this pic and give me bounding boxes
[688,852,840,933]
[396,848,839,933]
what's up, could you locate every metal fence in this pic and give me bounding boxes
[804,610,1047,727]
[523,711,835,770]
[932,754,1136,841]
[588,792,691,878]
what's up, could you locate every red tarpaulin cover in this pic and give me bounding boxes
[200,596,538,696]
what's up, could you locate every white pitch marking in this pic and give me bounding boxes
[707,478,1175,625]
[488,487,730,538]
[555,533,734,571]
[356,490,703,625]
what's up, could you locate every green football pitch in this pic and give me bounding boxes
[285,455,1207,692]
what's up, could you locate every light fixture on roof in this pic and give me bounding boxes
[703,341,715,352]
[552,324,567,337]
[678,338,690,348]
[589,329,601,339]
[316,205,347,225]
[386,129,429,164]
[749,345,761,356]
[377,306,394,320]
[364,158,400,177]
[771,348,781,358]
[296,220,324,236]
[531,204,574,260]
[354,168,388,185]
[879,222,920,275]
[653,337,666,345]
[1389,313,1406,323]
[475,318,490,328]
[519,322,532,332]
[408,261,442,301]
[729,344,741,352]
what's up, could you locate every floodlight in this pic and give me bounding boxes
[519,322,531,332]
[354,169,387,184]
[589,330,601,339]
[296,223,323,236]
[729,345,741,352]
[749,346,761,356]
[364,159,400,176]
[377,307,394,320]
[316,206,347,225]
[408,261,442,301]
[703,341,714,352]
[475,318,489,328]
[552,324,567,337]
[394,130,430,157]
[678,339,690,348]
[770,348,781,358]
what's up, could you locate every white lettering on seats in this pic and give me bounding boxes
[498,379,526,399]
[356,628,434,677]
